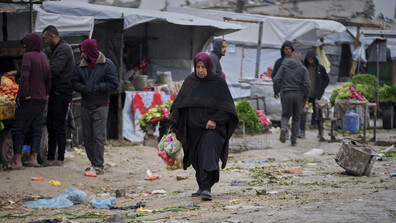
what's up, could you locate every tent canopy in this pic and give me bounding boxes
[168,7,346,48]
[42,1,243,36]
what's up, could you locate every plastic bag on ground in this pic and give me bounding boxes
[23,197,73,209]
[157,132,183,170]
[90,196,117,209]
[59,187,86,204]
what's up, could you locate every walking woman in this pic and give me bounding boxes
[169,52,238,201]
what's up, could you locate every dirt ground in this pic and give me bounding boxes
[0,126,395,223]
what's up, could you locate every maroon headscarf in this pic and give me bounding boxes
[80,39,99,70]
[194,52,214,79]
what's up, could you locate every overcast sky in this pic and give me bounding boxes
[373,0,396,19]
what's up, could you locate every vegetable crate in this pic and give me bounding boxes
[0,105,15,120]
[229,120,273,152]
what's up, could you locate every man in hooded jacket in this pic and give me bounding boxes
[273,51,310,146]
[72,39,118,175]
[210,39,227,79]
[299,50,329,139]
[10,33,51,170]
[271,40,295,80]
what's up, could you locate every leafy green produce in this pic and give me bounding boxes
[235,100,263,134]
[379,84,396,102]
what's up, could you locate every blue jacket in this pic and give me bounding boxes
[73,52,118,109]
[304,50,329,100]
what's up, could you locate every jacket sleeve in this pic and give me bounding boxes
[45,66,51,95]
[210,54,220,75]
[98,60,118,92]
[271,59,281,79]
[302,67,311,98]
[72,65,85,93]
[19,54,31,98]
[273,65,284,95]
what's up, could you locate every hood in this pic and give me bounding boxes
[25,33,43,53]
[304,50,318,66]
[280,40,295,57]
[212,38,223,59]
[281,57,303,69]
[80,39,99,69]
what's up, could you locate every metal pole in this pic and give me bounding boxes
[30,0,33,33]
[255,22,263,78]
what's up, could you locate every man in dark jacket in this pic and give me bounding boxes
[273,51,310,146]
[210,39,227,79]
[299,50,329,139]
[42,25,75,166]
[271,40,294,79]
[72,39,118,175]
[10,33,51,170]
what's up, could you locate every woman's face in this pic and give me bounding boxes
[195,60,207,79]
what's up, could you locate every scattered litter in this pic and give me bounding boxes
[110,202,146,211]
[230,180,246,186]
[242,158,275,164]
[85,167,97,177]
[306,163,317,166]
[90,197,117,209]
[144,169,159,181]
[31,177,46,181]
[137,206,153,212]
[384,145,395,154]
[376,156,388,161]
[283,167,302,174]
[255,187,267,195]
[23,197,73,209]
[229,199,240,204]
[391,173,396,177]
[97,193,112,198]
[73,147,86,156]
[268,191,279,194]
[152,189,166,194]
[304,149,323,156]
[115,189,125,198]
[225,219,241,223]
[64,150,74,158]
[106,161,117,167]
[60,188,87,204]
[48,180,61,186]
[176,175,188,180]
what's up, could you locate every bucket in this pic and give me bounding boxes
[157,71,172,85]
[134,74,147,91]
[335,139,377,176]
[343,109,359,133]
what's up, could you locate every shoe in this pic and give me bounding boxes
[285,131,290,140]
[201,190,212,201]
[319,137,326,142]
[25,163,41,167]
[298,131,305,139]
[291,142,297,147]
[43,160,56,167]
[85,166,93,171]
[280,128,286,143]
[95,166,104,175]
[191,189,202,197]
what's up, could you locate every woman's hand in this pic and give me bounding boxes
[206,120,216,130]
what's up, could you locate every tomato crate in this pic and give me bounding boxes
[0,105,15,120]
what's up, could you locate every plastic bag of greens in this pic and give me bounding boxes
[157,133,183,170]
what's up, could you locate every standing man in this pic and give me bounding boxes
[10,33,51,170]
[299,50,329,139]
[72,39,118,175]
[273,51,310,147]
[42,25,75,166]
[210,38,227,79]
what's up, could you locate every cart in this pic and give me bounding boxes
[0,103,48,168]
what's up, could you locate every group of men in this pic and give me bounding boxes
[8,25,118,175]
[272,41,330,146]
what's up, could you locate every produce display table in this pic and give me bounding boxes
[0,104,15,120]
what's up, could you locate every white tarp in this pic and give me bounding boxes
[168,7,346,48]
[42,1,243,35]
[34,5,94,37]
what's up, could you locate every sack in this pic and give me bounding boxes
[157,132,183,170]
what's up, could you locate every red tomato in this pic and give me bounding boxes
[157,151,163,157]
[162,153,169,161]
[168,157,175,165]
